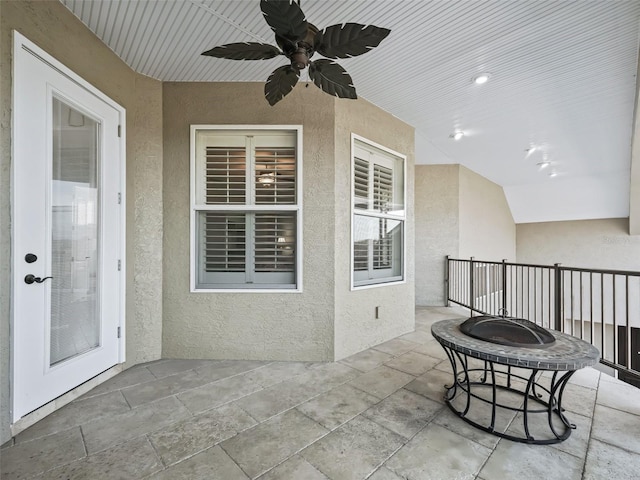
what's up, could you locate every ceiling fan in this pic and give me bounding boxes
[201,0,391,105]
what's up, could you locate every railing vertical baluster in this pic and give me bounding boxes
[452,259,455,303]
[600,273,605,362]
[553,264,562,331]
[464,260,467,305]
[560,269,565,333]
[485,263,488,313]
[548,267,552,329]
[452,259,456,304]
[580,273,584,340]
[626,275,631,370]
[480,262,484,312]
[510,265,514,316]
[492,264,495,314]
[481,262,485,313]
[491,264,495,314]
[502,260,507,314]
[590,272,594,345]
[489,265,498,315]
[484,262,488,313]
[457,260,460,304]
[613,275,617,366]
[462,260,464,305]
[470,257,475,316]
[460,260,463,304]
[533,267,537,324]
[523,267,526,319]
[520,266,523,318]
[540,268,543,325]
[455,259,458,304]
[445,255,450,306]
[570,271,574,337]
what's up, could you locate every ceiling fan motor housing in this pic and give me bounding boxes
[290,48,309,70]
[278,24,318,71]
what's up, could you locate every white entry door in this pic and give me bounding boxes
[12,33,125,421]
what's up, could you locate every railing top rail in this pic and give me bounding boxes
[448,258,554,269]
[447,257,640,277]
[557,266,640,277]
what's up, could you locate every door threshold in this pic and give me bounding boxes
[11,364,123,437]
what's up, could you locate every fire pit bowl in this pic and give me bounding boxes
[459,315,555,348]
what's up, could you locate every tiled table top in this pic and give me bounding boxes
[431,318,600,370]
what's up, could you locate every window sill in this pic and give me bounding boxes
[351,279,406,291]
[191,287,303,294]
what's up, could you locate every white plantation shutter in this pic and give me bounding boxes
[205,147,246,204]
[353,241,368,271]
[254,213,295,278]
[352,137,405,287]
[194,129,300,289]
[373,164,393,213]
[255,147,296,205]
[373,218,392,269]
[354,157,369,210]
[202,213,246,272]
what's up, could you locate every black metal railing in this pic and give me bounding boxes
[446,256,640,386]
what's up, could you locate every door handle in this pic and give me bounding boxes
[24,274,53,285]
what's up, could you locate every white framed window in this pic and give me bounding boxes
[351,134,405,288]
[191,126,302,291]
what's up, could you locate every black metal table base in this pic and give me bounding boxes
[440,344,576,444]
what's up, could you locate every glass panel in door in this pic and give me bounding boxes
[50,97,100,366]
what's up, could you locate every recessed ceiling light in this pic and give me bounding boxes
[473,73,491,85]
[450,131,464,141]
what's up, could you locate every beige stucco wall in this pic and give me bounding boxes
[161,83,415,362]
[0,0,163,443]
[162,82,337,362]
[414,165,460,306]
[413,164,515,306]
[517,218,640,270]
[458,166,516,261]
[333,100,415,360]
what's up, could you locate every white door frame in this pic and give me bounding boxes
[11,31,126,422]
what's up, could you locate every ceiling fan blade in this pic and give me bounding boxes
[201,42,282,60]
[265,65,300,105]
[260,0,308,42]
[315,23,391,59]
[308,59,357,99]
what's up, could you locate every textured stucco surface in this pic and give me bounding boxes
[414,165,460,306]
[0,0,163,443]
[126,74,164,368]
[413,164,516,306]
[458,166,516,262]
[333,99,416,360]
[162,82,336,362]
[517,218,640,270]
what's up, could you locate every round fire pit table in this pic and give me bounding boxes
[431,317,600,444]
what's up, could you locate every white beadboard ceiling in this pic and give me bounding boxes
[60,0,640,224]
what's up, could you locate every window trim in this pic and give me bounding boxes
[350,133,407,290]
[190,125,303,293]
